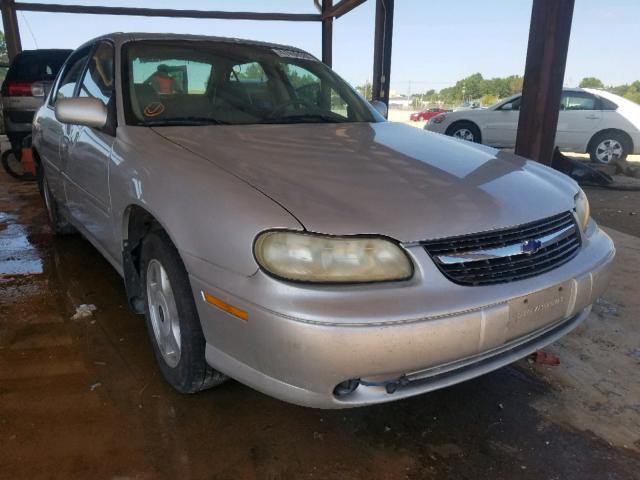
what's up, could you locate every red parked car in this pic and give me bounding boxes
[410,108,449,122]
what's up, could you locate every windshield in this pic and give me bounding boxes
[122,40,377,126]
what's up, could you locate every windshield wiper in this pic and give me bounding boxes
[258,114,347,124]
[143,116,231,126]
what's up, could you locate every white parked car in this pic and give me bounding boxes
[425,88,640,164]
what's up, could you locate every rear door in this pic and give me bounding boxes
[63,41,117,254]
[555,91,602,152]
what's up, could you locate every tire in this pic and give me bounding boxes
[2,149,35,181]
[446,121,482,143]
[36,163,77,235]
[140,230,227,394]
[589,131,630,164]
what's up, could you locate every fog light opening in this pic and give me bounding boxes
[333,379,360,397]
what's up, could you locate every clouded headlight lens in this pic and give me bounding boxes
[574,189,590,231]
[254,231,413,283]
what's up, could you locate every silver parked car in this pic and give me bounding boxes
[33,33,615,408]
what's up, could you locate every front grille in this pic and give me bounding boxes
[423,211,581,286]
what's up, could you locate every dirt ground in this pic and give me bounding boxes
[1,161,639,478]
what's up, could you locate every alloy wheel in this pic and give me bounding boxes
[453,128,475,142]
[146,259,182,368]
[595,139,623,164]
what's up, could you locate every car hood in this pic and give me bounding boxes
[155,122,577,242]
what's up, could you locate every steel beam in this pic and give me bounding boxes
[372,0,394,110]
[1,0,22,60]
[515,0,575,165]
[322,0,367,19]
[12,2,321,22]
[321,0,333,66]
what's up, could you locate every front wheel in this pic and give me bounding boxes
[140,230,227,393]
[445,121,481,143]
[589,131,629,164]
[37,165,77,236]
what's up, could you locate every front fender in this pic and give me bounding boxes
[109,127,303,278]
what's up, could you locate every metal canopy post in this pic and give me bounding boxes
[321,0,333,66]
[515,0,575,165]
[372,0,394,111]
[1,0,22,61]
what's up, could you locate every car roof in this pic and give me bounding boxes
[77,32,314,57]
[15,49,73,55]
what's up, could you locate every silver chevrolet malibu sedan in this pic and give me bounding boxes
[32,33,615,408]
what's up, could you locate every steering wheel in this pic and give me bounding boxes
[268,99,315,118]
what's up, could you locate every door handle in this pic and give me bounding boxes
[586,114,599,120]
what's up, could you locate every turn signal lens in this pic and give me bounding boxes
[202,292,248,321]
[254,231,413,283]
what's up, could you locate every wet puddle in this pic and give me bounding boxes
[0,211,43,275]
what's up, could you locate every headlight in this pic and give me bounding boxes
[431,114,445,124]
[254,231,413,283]
[574,189,590,231]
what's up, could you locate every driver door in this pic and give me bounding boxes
[483,96,521,148]
[63,41,117,256]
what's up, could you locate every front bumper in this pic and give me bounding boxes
[186,224,614,408]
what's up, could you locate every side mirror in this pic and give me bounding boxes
[370,100,388,118]
[500,102,513,111]
[55,97,108,129]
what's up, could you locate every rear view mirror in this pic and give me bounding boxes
[370,100,388,118]
[55,97,108,129]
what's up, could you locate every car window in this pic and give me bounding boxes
[500,96,521,111]
[78,41,114,105]
[132,57,212,95]
[282,63,349,119]
[51,48,91,106]
[230,62,267,83]
[561,92,596,111]
[600,97,618,111]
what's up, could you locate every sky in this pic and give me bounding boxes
[9,0,640,95]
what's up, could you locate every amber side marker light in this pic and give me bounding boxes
[201,291,248,321]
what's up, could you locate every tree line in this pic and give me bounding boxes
[357,73,640,108]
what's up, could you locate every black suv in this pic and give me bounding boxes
[1,49,72,154]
